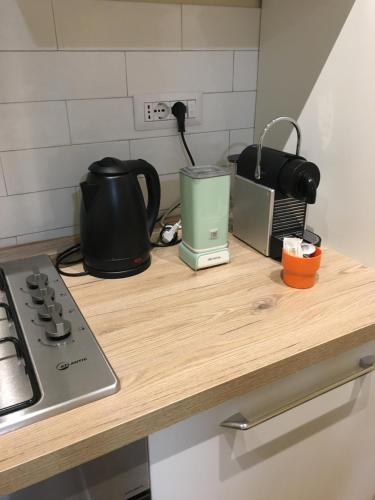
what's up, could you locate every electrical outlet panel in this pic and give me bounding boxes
[134,93,202,131]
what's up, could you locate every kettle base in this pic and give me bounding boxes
[83,257,151,279]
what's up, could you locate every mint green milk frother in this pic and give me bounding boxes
[179,165,231,270]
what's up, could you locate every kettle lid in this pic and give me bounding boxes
[89,157,143,176]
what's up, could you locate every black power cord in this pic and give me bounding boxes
[55,244,88,277]
[151,101,195,248]
[171,102,195,166]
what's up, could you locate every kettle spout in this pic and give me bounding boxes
[80,181,98,209]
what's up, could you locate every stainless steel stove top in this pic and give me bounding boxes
[0,254,119,434]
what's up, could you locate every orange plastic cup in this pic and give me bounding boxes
[282,247,322,289]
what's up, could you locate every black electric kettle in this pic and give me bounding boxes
[80,157,160,278]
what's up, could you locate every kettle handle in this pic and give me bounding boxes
[133,160,161,236]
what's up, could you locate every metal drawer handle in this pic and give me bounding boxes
[220,355,375,431]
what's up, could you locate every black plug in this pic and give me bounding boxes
[172,101,187,133]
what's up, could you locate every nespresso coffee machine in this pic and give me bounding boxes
[232,117,321,260]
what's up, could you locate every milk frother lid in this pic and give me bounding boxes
[180,165,230,179]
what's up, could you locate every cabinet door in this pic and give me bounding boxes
[149,341,375,500]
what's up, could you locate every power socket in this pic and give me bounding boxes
[145,101,171,122]
[134,93,202,131]
[144,100,189,122]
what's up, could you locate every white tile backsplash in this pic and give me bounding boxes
[229,128,255,155]
[0,1,260,247]
[17,226,78,245]
[190,92,256,133]
[53,0,181,50]
[0,0,56,50]
[126,52,233,95]
[2,141,130,195]
[0,101,70,152]
[130,131,229,175]
[67,92,255,146]
[233,52,259,91]
[0,52,127,103]
[0,237,17,249]
[0,160,6,197]
[159,174,180,211]
[0,188,79,239]
[67,98,134,144]
[182,5,260,50]
[139,173,179,212]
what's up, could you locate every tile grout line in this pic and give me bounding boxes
[253,49,260,130]
[0,237,17,246]
[16,224,79,244]
[50,0,59,50]
[5,185,79,197]
[180,4,183,50]
[0,155,9,196]
[0,49,259,54]
[232,51,235,91]
[0,90,255,106]
[0,128,254,155]
[124,52,129,97]
[252,4,263,137]
[64,100,73,145]
[3,170,181,198]
[0,96,129,106]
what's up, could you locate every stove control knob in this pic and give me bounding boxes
[37,297,62,321]
[31,286,55,305]
[26,267,48,289]
[45,312,71,340]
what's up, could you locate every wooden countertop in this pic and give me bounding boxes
[2,236,375,494]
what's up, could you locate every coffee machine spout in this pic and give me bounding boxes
[300,174,317,204]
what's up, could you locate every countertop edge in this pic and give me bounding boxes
[2,322,375,495]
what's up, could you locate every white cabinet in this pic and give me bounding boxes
[1,439,150,500]
[149,341,375,500]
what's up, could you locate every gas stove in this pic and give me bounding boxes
[0,254,119,434]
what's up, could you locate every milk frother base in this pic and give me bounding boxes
[179,242,230,271]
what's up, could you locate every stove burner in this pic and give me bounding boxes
[0,302,11,320]
[0,336,23,359]
[0,268,40,419]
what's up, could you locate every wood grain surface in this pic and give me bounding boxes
[1,236,375,494]
[115,0,261,6]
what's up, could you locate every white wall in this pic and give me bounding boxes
[284,0,375,265]
[0,0,260,247]
[255,0,356,148]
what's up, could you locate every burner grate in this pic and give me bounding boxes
[0,268,41,418]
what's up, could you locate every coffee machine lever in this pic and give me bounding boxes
[232,116,321,260]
